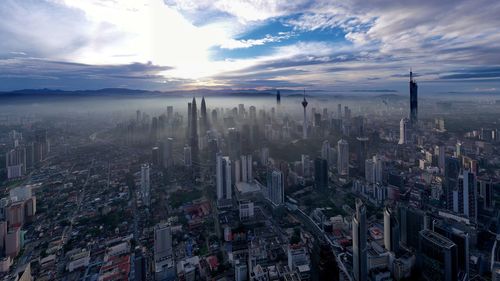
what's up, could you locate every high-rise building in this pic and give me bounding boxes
[141,164,150,206]
[216,153,232,200]
[154,223,175,281]
[399,204,425,250]
[398,117,410,145]
[337,139,349,177]
[321,140,334,166]
[418,230,458,281]
[456,170,477,221]
[314,157,328,189]
[352,199,367,281]
[184,146,192,167]
[161,138,174,169]
[478,177,494,210]
[227,128,241,160]
[409,70,418,126]
[240,154,253,183]
[436,144,446,172]
[200,96,209,135]
[444,157,461,211]
[6,146,26,179]
[301,154,311,178]
[166,106,173,120]
[277,90,281,105]
[190,98,199,165]
[433,220,469,280]
[267,169,284,205]
[302,90,308,139]
[384,206,400,253]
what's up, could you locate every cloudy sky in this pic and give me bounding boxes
[1,0,500,93]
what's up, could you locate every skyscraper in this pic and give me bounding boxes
[141,164,150,206]
[398,117,410,144]
[216,153,232,200]
[301,90,308,140]
[418,230,458,281]
[337,139,349,177]
[277,89,281,105]
[399,204,425,250]
[190,98,199,165]
[267,169,284,205]
[384,206,400,253]
[161,138,174,169]
[352,199,367,281]
[314,157,328,189]
[200,96,209,135]
[184,145,192,167]
[444,157,461,211]
[409,70,418,126]
[433,220,470,280]
[456,170,477,221]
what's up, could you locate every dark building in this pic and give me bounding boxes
[409,70,418,126]
[418,230,458,281]
[399,204,425,250]
[314,157,328,189]
[352,199,367,281]
[276,89,281,105]
[384,206,400,253]
[433,220,469,280]
[444,157,461,210]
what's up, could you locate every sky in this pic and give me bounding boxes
[1,0,500,93]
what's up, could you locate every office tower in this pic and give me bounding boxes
[216,153,232,200]
[314,157,328,189]
[184,146,192,167]
[337,104,342,119]
[277,90,281,105]
[352,199,367,281]
[409,70,418,126]
[418,230,458,281]
[154,223,175,281]
[444,157,461,211]
[398,117,410,144]
[136,110,141,123]
[302,90,308,139]
[478,178,494,210]
[161,138,174,169]
[259,148,269,167]
[267,169,284,205]
[433,220,469,280]
[399,204,425,250]
[455,170,477,221]
[337,139,349,177]
[152,146,160,166]
[365,159,375,184]
[301,154,311,178]
[227,128,241,160]
[151,116,159,141]
[190,98,199,165]
[211,109,218,123]
[356,137,369,175]
[141,164,150,206]
[200,96,209,135]
[372,155,383,184]
[166,106,173,120]
[240,155,253,183]
[436,144,446,172]
[383,206,399,253]
[456,142,462,157]
[187,102,192,138]
[321,140,334,166]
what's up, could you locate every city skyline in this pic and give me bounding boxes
[0,0,500,93]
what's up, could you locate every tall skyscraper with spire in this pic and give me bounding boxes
[190,97,199,165]
[409,70,418,126]
[276,90,281,105]
[200,96,209,135]
[301,89,308,139]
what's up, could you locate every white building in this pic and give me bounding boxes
[398,117,410,145]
